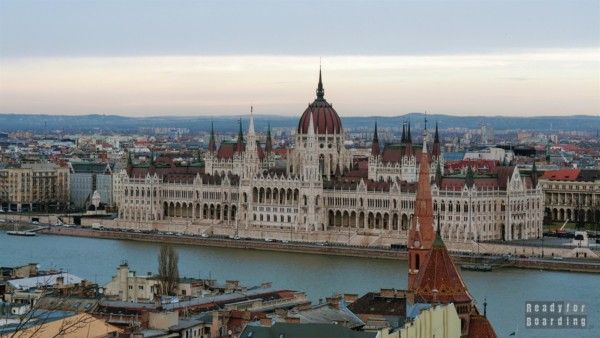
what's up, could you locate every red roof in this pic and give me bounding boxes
[297,101,342,135]
[541,169,581,181]
[446,159,497,173]
[413,235,473,305]
[467,313,498,338]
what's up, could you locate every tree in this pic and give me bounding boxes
[157,245,179,296]
[7,292,96,338]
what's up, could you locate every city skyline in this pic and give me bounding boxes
[0,0,599,117]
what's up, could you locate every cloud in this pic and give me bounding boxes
[0,49,598,117]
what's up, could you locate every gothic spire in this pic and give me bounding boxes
[401,122,406,143]
[208,121,216,153]
[435,159,442,186]
[407,121,412,143]
[316,66,325,100]
[434,121,439,143]
[371,121,381,156]
[265,123,273,153]
[248,106,255,136]
[465,165,475,188]
[236,118,244,153]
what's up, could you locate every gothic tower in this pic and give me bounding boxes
[407,140,435,290]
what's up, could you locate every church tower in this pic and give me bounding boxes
[408,140,435,290]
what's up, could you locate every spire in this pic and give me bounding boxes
[435,159,442,186]
[371,121,381,156]
[316,66,325,100]
[410,139,434,247]
[531,160,538,187]
[236,118,244,153]
[404,121,414,157]
[265,123,273,153]
[248,106,255,135]
[465,165,475,188]
[307,111,315,137]
[407,138,434,290]
[208,121,216,153]
[434,121,439,143]
[401,122,406,143]
[433,213,443,246]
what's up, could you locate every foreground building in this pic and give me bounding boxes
[113,71,543,243]
[408,146,496,337]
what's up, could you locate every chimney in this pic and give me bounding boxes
[343,294,358,304]
[326,295,341,309]
[380,288,395,298]
[274,308,288,317]
[285,316,300,324]
[259,318,272,327]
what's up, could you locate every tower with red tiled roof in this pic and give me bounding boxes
[409,162,498,337]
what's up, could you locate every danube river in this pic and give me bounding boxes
[1,232,598,337]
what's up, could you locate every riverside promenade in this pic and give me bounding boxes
[40,226,600,274]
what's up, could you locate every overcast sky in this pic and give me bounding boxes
[0,0,598,117]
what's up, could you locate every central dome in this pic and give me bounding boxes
[297,70,342,135]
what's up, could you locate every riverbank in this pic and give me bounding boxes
[39,226,600,273]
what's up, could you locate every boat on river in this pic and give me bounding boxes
[7,230,36,236]
[461,263,492,272]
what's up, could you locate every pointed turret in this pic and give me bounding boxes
[126,152,134,176]
[307,110,316,137]
[248,106,255,136]
[432,121,441,158]
[465,165,475,188]
[265,123,273,153]
[435,159,442,186]
[531,161,538,188]
[316,66,325,100]
[208,121,217,153]
[404,121,414,158]
[371,121,381,156]
[236,118,244,153]
[401,122,406,143]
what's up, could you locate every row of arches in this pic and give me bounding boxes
[252,187,302,205]
[162,202,237,222]
[327,210,411,230]
[548,207,599,223]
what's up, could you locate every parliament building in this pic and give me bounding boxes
[114,70,543,243]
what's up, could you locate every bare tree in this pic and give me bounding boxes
[157,244,179,296]
[6,293,95,338]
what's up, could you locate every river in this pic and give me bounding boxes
[1,232,598,337]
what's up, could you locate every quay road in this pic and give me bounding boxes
[40,226,600,274]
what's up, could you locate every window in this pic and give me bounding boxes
[138,285,144,290]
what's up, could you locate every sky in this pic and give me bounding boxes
[0,0,598,117]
